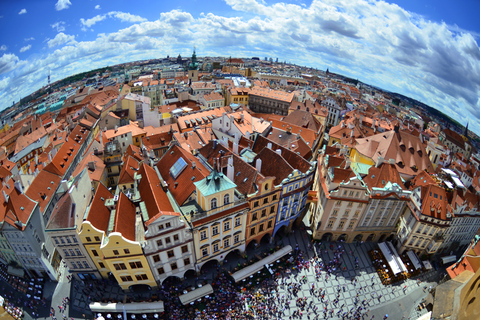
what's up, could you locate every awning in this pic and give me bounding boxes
[7,265,24,278]
[423,260,433,270]
[407,250,423,270]
[378,242,407,275]
[89,301,164,314]
[441,255,457,265]
[232,245,292,282]
[179,284,213,305]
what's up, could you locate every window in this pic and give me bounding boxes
[344,210,350,217]
[83,261,89,268]
[212,225,219,236]
[167,250,174,258]
[234,234,240,243]
[94,236,100,241]
[213,243,219,252]
[69,249,75,256]
[135,274,148,281]
[129,261,143,269]
[250,227,256,236]
[224,194,230,205]
[272,195,277,201]
[253,201,259,208]
[202,247,208,257]
[156,239,163,246]
[259,224,264,232]
[158,267,165,275]
[327,220,334,228]
[347,202,353,207]
[170,263,178,270]
[120,276,133,282]
[200,230,207,240]
[235,217,241,227]
[124,249,130,254]
[99,262,105,269]
[211,198,217,209]
[261,209,267,218]
[349,191,354,196]
[165,237,171,244]
[114,263,127,270]
[354,210,360,217]
[270,206,275,214]
[267,220,273,229]
[348,221,354,229]
[358,203,363,208]
[252,213,258,221]
[86,237,91,242]
[263,198,268,205]
[63,249,69,257]
[92,249,99,257]
[339,221,345,228]
[153,255,160,262]
[224,221,230,232]
[224,238,230,248]
[113,250,119,256]
[181,245,188,253]
[76,249,82,256]
[332,210,338,216]
[184,258,191,266]
[158,224,164,231]
[165,222,171,228]
[173,234,179,241]
[336,200,342,206]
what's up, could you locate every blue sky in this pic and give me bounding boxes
[1,0,479,135]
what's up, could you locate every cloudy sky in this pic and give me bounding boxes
[1,0,479,135]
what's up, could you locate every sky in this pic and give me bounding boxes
[0,0,479,135]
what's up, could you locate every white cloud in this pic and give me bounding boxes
[51,22,66,33]
[18,9,27,15]
[95,5,101,10]
[24,37,35,42]
[0,53,19,74]
[0,45,6,51]
[47,33,76,48]
[20,45,31,53]
[55,0,71,11]
[1,1,479,134]
[80,11,147,30]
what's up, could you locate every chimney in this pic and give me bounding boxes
[240,113,244,123]
[267,142,273,149]
[345,160,351,169]
[14,181,23,194]
[114,125,118,133]
[276,149,282,156]
[61,180,69,192]
[376,156,384,168]
[245,131,251,140]
[350,129,354,137]
[48,152,53,162]
[2,190,9,203]
[34,154,38,165]
[230,115,234,129]
[227,157,234,182]
[255,158,262,172]
[88,161,96,171]
[234,133,240,144]
[192,161,196,169]
[233,142,239,155]
[360,115,364,124]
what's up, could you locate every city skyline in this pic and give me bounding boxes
[0,0,479,135]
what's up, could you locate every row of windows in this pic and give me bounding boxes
[157,222,172,231]
[71,260,90,269]
[327,220,356,229]
[249,220,273,236]
[157,258,191,275]
[210,194,230,210]
[120,274,148,282]
[54,236,79,245]
[85,236,101,242]
[335,200,364,208]
[152,245,189,263]
[332,209,361,218]
[113,261,143,271]
[251,206,276,221]
[64,248,83,257]
[156,234,180,247]
[201,235,241,257]
[253,194,277,208]
[200,218,241,241]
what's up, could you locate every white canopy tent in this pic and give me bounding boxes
[89,301,164,314]
[407,250,423,270]
[231,245,292,283]
[423,260,433,270]
[179,284,213,305]
[378,242,407,275]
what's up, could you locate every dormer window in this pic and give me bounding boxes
[224,194,230,205]
[211,198,217,209]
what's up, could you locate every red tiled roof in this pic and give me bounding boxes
[118,156,140,185]
[156,145,209,205]
[363,163,405,189]
[113,192,136,241]
[86,183,112,231]
[25,170,62,214]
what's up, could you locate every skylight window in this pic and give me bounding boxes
[169,157,188,180]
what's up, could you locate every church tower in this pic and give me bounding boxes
[188,48,199,82]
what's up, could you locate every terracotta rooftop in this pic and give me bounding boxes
[113,192,136,242]
[25,170,62,214]
[118,156,140,186]
[363,163,405,190]
[71,152,105,183]
[249,87,295,103]
[85,183,112,232]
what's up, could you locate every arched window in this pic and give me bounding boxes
[224,194,230,205]
[211,198,217,209]
[265,184,269,191]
